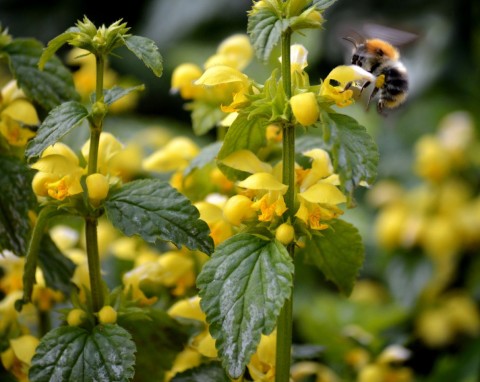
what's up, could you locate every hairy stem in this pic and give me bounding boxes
[276,28,295,382]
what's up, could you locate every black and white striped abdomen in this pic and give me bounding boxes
[378,61,408,110]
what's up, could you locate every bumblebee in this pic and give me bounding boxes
[343,25,414,114]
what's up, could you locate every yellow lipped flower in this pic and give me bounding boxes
[237,173,288,222]
[31,143,84,200]
[143,136,200,172]
[205,34,253,71]
[320,65,375,107]
[0,80,39,146]
[295,149,346,230]
[290,92,319,126]
[195,201,233,246]
[171,63,204,99]
[247,330,277,382]
[1,334,39,382]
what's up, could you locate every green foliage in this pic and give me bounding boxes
[25,101,89,163]
[93,85,145,105]
[38,235,76,296]
[124,35,163,77]
[1,38,79,110]
[29,324,136,382]
[319,112,379,206]
[0,155,37,255]
[184,141,222,176]
[104,179,214,254]
[119,308,196,382]
[302,219,364,296]
[189,100,226,136]
[171,362,230,382]
[197,233,294,378]
[37,31,77,70]
[217,114,267,181]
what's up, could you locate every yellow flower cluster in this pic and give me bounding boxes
[0,80,39,147]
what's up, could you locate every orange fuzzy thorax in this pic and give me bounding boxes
[365,39,399,60]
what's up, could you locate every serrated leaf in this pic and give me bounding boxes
[320,112,379,205]
[217,114,267,181]
[189,101,226,136]
[38,235,75,295]
[197,234,294,378]
[25,101,89,163]
[90,84,145,106]
[29,324,136,382]
[104,179,213,254]
[303,219,364,295]
[184,141,222,177]
[124,35,163,77]
[38,30,77,70]
[119,308,194,382]
[247,7,287,62]
[3,38,79,111]
[0,155,37,255]
[171,362,230,382]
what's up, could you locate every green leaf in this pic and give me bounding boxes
[313,0,339,11]
[105,179,213,254]
[25,101,89,163]
[171,362,230,382]
[3,38,79,111]
[29,324,136,382]
[217,113,267,181]
[189,100,226,136]
[197,233,294,378]
[184,141,222,177]
[91,85,145,106]
[38,30,77,70]
[302,219,364,296]
[0,155,36,255]
[119,308,195,382]
[247,6,287,62]
[320,112,379,205]
[124,35,163,77]
[39,235,75,296]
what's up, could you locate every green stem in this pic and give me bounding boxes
[19,205,57,309]
[276,29,295,382]
[84,53,106,313]
[85,216,104,312]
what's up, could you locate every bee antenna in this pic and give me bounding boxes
[342,36,358,48]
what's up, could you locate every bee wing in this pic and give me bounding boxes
[362,23,418,46]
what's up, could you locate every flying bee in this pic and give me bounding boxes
[342,23,416,114]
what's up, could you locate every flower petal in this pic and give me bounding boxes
[220,150,272,174]
[237,172,288,193]
[299,182,346,204]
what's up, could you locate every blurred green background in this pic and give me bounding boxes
[1,0,479,380]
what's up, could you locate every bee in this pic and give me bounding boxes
[343,24,416,114]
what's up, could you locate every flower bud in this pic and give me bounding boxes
[290,92,319,126]
[171,63,203,99]
[223,195,256,226]
[67,308,87,326]
[275,223,295,245]
[86,173,109,206]
[98,305,117,324]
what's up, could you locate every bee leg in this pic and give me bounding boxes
[360,81,371,95]
[366,86,379,111]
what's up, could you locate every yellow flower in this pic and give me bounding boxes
[295,149,346,230]
[290,43,309,73]
[247,330,276,382]
[291,361,340,382]
[168,296,217,358]
[223,194,257,226]
[195,201,233,246]
[171,63,204,99]
[238,173,288,222]
[143,136,199,172]
[205,34,253,71]
[320,65,375,107]
[0,80,39,146]
[86,173,110,206]
[31,143,84,200]
[290,92,319,126]
[414,135,451,182]
[1,335,39,382]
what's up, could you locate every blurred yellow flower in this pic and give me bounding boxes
[1,334,39,382]
[247,330,277,381]
[0,80,39,147]
[143,136,199,172]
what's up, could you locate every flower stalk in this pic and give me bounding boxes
[85,52,106,312]
[276,28,295,382]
